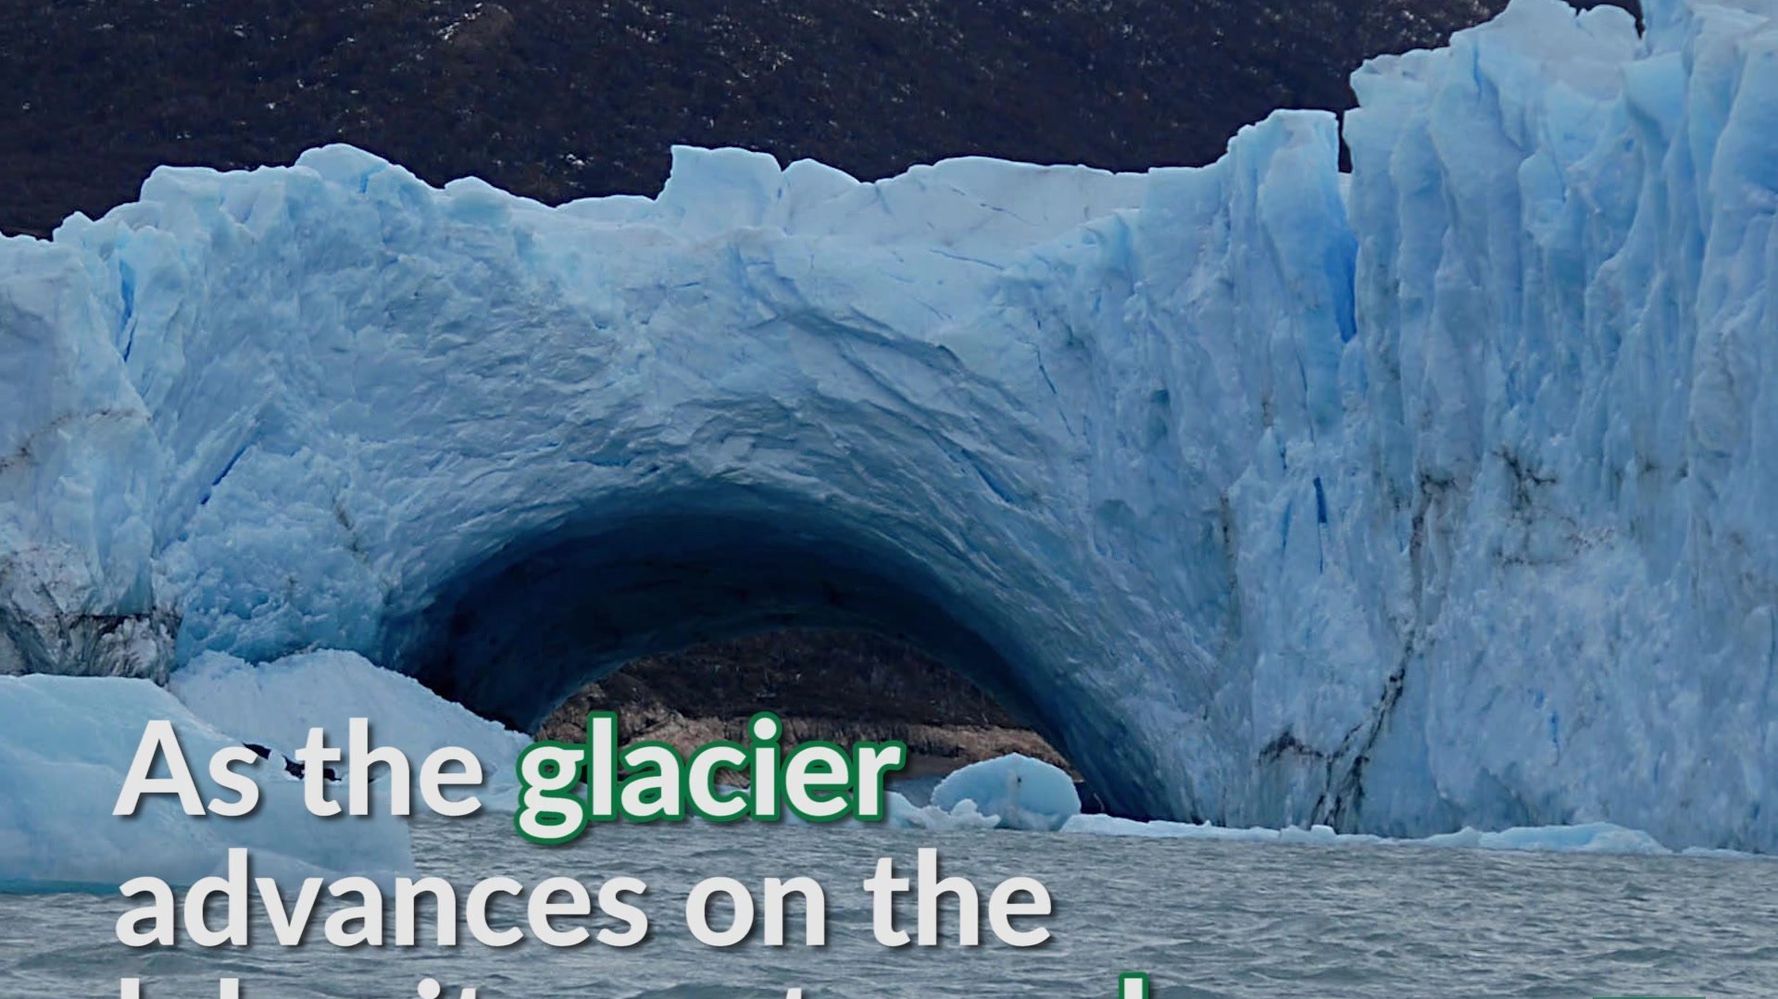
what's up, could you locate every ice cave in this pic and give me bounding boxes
[4,0,1778,852]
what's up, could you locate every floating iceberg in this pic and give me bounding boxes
[931,754,1080,832]
[2,0,1776,853]
[0,675,411,891]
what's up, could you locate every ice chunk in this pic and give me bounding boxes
[0,676,411,892]
[884,791,1004,832]
[931,754,1080,832]
[1419,823,1671,857]
[776,791,1004,832]
[170,649,529,810]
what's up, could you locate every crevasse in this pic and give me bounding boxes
[2,0,1775,850]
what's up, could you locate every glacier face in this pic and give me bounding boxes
[2,0,1776,850]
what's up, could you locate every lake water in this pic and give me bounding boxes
[2,813,1774,997]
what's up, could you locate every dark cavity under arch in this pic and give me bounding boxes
[393,509,1056,758]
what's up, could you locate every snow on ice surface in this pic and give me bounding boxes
[1,0,1777,852]
[930,754,1080,832]
[0,676,411,892]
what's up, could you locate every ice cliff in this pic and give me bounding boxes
[2,0,1776,851]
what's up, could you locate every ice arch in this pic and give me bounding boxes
[2,136,1239,821]
[8,121,1355,828]
[5,0,1778,849]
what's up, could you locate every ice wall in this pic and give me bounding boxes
[1,0,1775,850]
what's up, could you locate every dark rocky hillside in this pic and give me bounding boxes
[2,0,1634,237]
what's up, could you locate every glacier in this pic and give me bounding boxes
[2,0,1776,853]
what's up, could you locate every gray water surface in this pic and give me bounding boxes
[2,813,1773,997]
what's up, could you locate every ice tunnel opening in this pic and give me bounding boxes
[386,505,1102,802]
